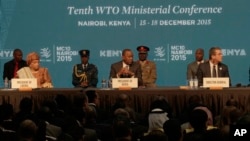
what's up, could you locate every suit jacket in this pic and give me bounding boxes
[138,60,157,87]
[109,61,143,86]
[187,61,199,80]
[45,121,62,140]
[72,63,98,87]
[3,59,27,80]
[187,61,200,80]
[196,61,230,86]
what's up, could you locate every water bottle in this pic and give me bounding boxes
[101,79,107,88]
[4,77,9,88]
[193,76,198,89]
[189,78,194,89]
[108,77,112,88]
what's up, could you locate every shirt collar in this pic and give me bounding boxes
[122,62,129,68]
[197,60,204,64]
[82,63,88,67]
[209,61,217,67]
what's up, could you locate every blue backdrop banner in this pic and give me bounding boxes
[0,0,249,87]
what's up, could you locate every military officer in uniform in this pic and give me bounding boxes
[72,50,98,88]
[137,46,157,87]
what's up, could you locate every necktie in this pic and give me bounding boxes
[212,65,217,77]
[126,65,129,70]
[13,61,18,77]
[122,65,129,78]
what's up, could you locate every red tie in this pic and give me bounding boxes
[14,61,18,77]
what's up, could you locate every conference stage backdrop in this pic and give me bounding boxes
[0,0,249,88]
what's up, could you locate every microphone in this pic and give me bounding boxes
[235,83,242,87]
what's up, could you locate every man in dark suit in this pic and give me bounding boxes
[187,48,204,80]
[72,50,98,88]
[109,48,143,86]
[3,48,27,80]
[197,47,230,86]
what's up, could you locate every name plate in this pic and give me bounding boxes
[112,78,138,88]
[203,77,229,88]
[11,78,37,88]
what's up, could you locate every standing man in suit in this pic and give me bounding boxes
[197,47,230,86]
[72,50,98,88]
[186,48,204,80]
[3,48,27,80]
[137,45,157,87]
[109,48,143,86]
